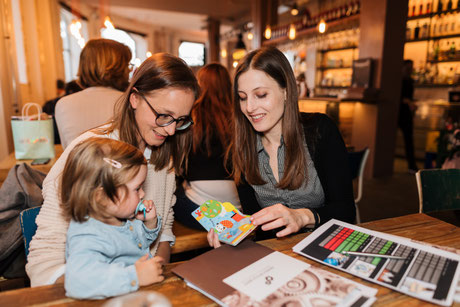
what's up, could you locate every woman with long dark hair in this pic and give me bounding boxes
[208,47,355,247]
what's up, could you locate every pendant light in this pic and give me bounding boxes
[232,33,247,61]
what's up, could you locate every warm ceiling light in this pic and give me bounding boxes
[232,33,246,61]
[104,16,115,29]
[264,25,272,39]
[70,19,85,48]
[291,3,299,16]
[288,23,296,40]
[146,51,152,58]
[232,60,238,68]
[318,19,326,33]
[221,49,227,58]
[247,32,253,40]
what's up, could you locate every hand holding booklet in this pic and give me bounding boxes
[191,200,257,246]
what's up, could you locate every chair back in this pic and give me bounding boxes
[348,148,369,180]
[19,206,41,257]
[416,169,460,213]
[347,148,370,224]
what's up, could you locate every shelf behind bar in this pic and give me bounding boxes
[407,7,460,21]
[319,46,358,52]
[406,33,460,43]
[316,86,349,89]
[415,83,460,88]
[263,14,360,46]
[318,66,352,70]
[427,59,460,63]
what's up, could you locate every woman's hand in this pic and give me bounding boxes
[207,229,221,248]
[250,203,315,237]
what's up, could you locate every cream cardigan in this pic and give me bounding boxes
[26,130,176,287]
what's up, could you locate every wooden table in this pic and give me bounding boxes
[1,213,459,307]
[0,145,63,183]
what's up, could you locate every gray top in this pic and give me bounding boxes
[252,134,325,209]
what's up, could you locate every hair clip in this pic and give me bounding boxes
[103,158,122,169]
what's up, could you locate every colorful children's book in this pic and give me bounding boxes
[191,200,257,246]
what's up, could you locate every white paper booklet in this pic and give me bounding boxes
[221,251,377,307]
[293,219,460,306]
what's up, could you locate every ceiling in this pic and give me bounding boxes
[104,0,253,33]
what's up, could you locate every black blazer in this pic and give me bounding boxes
[237,112,356,230]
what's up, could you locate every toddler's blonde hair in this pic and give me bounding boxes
[60,137,146,222]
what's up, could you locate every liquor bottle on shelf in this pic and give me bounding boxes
[447,0,453,10]
[419,0,424,15]
[412,0,417,16]
[438,14,445,35]
[421,23,429,38]
[433,40,440,60]
[450,12,456,34]
[437,0,443,13]
[414,22,421,39]
[444,13,450,33]
[432,15,438,36]
[406,25,412,40]
[449,41,456,59]
[426,0,431,13]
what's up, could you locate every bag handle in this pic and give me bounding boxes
[22,103,42,121]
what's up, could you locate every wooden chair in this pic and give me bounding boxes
[347,148,370,223]
[416,169,460,213]
[171,220,209,255]
[19,206,41,257]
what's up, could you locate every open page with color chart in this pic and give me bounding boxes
[293,219,460,306]
[192,200,257,246]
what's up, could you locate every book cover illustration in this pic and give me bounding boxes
[192,200,257,246]
[221,265,376,307]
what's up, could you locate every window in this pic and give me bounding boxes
[101,28,148,68]
[59,7,89,82]
[179,41,205,67]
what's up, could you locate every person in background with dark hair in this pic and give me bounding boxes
[207,47,355,247]
[55,38,132,149]
[174,63,240,230]
[43,80,82,144]
[399,59,418,174]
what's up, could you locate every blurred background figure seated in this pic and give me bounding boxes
[55,38,132,149]
[43,80,82,145]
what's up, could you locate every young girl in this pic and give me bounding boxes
[61,137,164,299]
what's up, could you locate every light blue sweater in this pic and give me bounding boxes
[65,216,161,299]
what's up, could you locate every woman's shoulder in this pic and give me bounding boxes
[300,112,336,133]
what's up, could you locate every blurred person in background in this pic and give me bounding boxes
[174,63,240,229]
[55,38,132,148]
[398,59,418,174]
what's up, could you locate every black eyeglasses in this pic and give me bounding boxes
[133,90,193,131]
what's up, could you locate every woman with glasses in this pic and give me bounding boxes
[207,47,355,247]
[55,38,132,149]
[173,63,240,230]
[27,53,199,286]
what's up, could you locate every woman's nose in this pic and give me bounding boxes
[163,122,177,136]
[244,97,257,113]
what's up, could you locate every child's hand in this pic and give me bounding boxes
[136,200,158,229]
[135,254,164,286]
